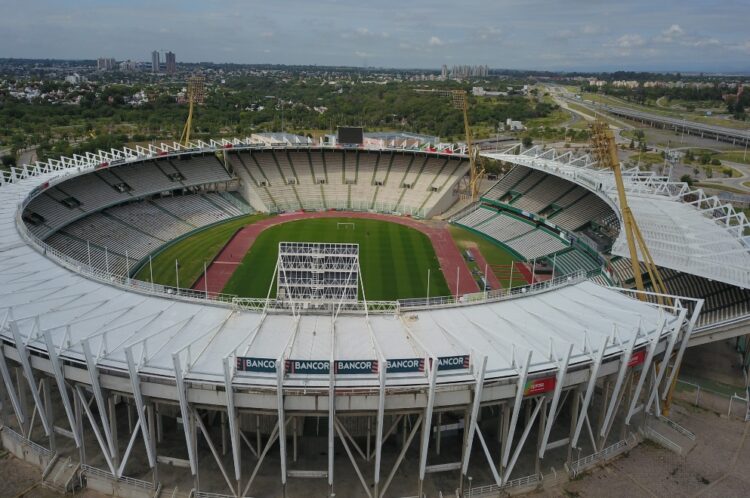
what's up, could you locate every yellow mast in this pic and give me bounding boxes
[589,119,669,304]
[180,75,205,146]
[450,90,484,201]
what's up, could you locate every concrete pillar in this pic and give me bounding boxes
[156,403,163,444]
[191,411,199,491]
[293,416,298,463]
[499,403,510,477]
[567,388,580,464]
[16,368,29,433]
[147,404,158,484]
[74,388,86,464]
[42,377,56,452]
[221,411,227,456]
[436,412,442,455]
[0,376,9,426]
[535,398,547,476]
[108,395,120,469]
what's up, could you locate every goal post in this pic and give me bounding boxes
[337,222,355,230]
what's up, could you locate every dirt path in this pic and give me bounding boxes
[192,211,479,297]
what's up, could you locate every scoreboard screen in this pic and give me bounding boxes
[337,126,364,145]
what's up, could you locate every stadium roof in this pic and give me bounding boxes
[0,141,686,389]
[482,146,750,290]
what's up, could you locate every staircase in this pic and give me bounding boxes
[43,456,80,493]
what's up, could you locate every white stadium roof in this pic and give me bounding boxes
[482,146,750,290]
[0,141,689,391]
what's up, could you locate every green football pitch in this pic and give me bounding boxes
[133,214,268,288]
[222,217,450,300]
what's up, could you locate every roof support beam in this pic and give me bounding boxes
[334,418,372,498]
[461,354,488,477]
[625,320,664,425]
[222,357,242,487]
[504,397,544,484]
[372,360,386,497]
[0,343,27,431]
[276,359,288,495]
[10,321,51,437]
[124,347,156,469]
[599,328,638,440]
[572,336,609,449]
[379,414,422,498]
[645,310,686,414]
[74,385,116,475]
[194,409,236,496]
[43,329,81,448]
[172,353,197,476]
[502,349,532,468]
[242,420,281,497]
[81,339,116,459]
[417,356,438,497]
[539,344,573,458]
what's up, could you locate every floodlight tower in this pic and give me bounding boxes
[589,119,668,304]
[450,90,485,201]
[180,75,206,146]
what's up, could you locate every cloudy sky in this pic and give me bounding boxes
[1,0,748,72]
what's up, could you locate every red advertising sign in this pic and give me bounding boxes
[524,376,556,396]
[628,350,646,367]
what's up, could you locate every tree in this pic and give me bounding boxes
[680,174,694,186]
[521,136,533,148]
[1,155,15,168]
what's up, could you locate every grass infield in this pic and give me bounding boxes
[133,214,268,288]
[222,217,450,300]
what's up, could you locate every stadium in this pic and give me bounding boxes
[0,133,749,498]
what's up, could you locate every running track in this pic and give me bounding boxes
[192,211,479,297]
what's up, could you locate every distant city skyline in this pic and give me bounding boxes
[1,0,748,73]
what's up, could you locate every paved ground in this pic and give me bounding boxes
[193,211,479,297]
[528,401,749,498]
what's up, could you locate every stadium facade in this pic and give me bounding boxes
[0,138,748,497]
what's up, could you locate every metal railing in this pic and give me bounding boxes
[0,426,54,458]
[656,415,696,440]
[568,434,636,478]
[642,425,682,453]
[463,473,541,497]
[81,464,155,490]
[16,194,599,315]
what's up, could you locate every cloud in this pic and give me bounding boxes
[663,24,684,38]
[550,29,575,41]
[477,26,503,41]
[581,24,605,35]
[260,31,274,39]
[615,34,645,48]
[428,36,443,46]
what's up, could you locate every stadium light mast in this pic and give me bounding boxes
[590,119,668,304]
[180,75,205,146]
[450,90,484,202]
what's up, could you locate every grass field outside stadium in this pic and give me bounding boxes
[223,217,450,300]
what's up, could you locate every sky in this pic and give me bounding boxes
[1,0,749,72]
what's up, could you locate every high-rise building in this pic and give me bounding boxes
[441,64,448,80]
[165,51,176,74]
[151,51,160,73]
[97,57,116,71]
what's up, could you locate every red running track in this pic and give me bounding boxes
[192,211,479,297]
[468,247,503,291]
